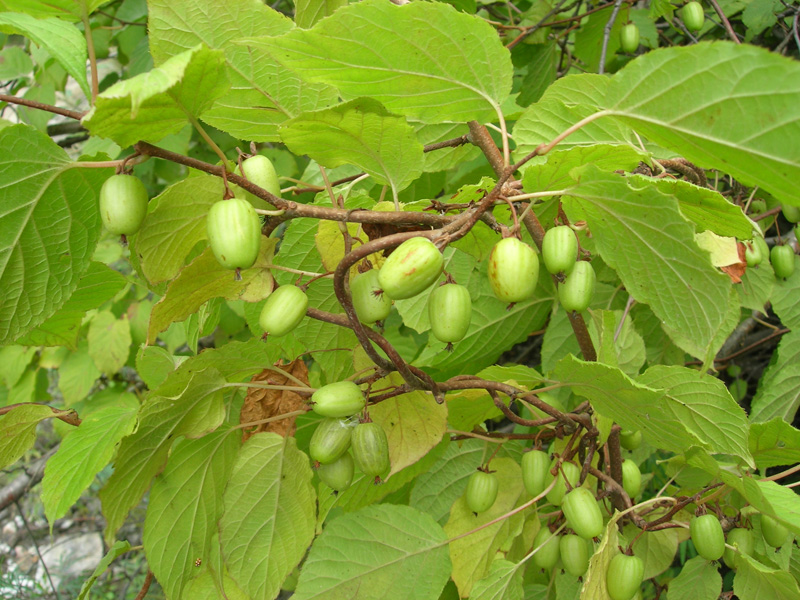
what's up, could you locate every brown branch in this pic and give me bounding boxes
[0,94,85,120]
[134,571,153,600]
[468,121,506,177]
[706,0,741,43]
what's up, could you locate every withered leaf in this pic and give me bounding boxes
[239,359,310,440]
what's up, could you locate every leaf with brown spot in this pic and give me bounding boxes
[722,243,748,284]
[239,360,310,440]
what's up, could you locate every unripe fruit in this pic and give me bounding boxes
[761,514,789,548]
[558,261,596,312]
[522,450,552,498]
[606,554,644,600]
[206,197,262,271]
[771,245,795,279]
[99,174,149,236]
[428,284,472,344]
[309,418,352,464]
[542,226,578,275]
[351,270,392,324]
[690,514,725,561]
[532,527,560,570]
[529,392,565,420]
[744,240,762,267]
[351,422,390,478]
[234,155,281,210]
[259,285,308,337]
[783,204,800,223]
[723,527,754,569]
[311,381,365,418]
[619,430,642,451]
[488,237,539,303]
[562,487,604,540]
[317,452,354,491]
[464,470,499,514]
[619,23,640,54]
[560,534,591,577]
[546,460,581,506]
[622,460,642,499]
[681,1,705,31]
[378,237,444,300]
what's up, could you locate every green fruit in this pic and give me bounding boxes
[770,244,796,279]
[532,527,560,569]
[619,23,640,53]
[428,284,472,344]
[488,237,539,303]
[723,527,754,569]
[606,554,644,600]
[378,237,444,300]
[558,261,596,312]
[783,204,800,223]
[744,240,762,267]
[681,1,704,31]
[311,381,365,418]
[206,197,262,270]
[309,418,352,464]
[259,285,308,337]
[690,514,725,561]
[529,392,565,421]
[522,450,552,498]
[234,155,281,210]
[622,459,642,499]
[546,460,581,506]
[542,226,578,275]
[619,430,642,451]
[761,514,789,548]
[317,452,354,491]
[351,422,390,478]
[351,270,392,324]
[562,487,604,540]
[465,470,499,514]
[560,534,592,577]
[99,174,149,236]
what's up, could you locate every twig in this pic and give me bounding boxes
[82,8,99,101]
[0,446,58,512]
[706,0,741,43]
[134,571,153,600]
[468,121,506,177]
[16,499,60,599]
[599,0,625,75]
[0,93,85,120]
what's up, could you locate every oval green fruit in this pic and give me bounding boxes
[761,514,789,548]
[558,261,596,312]
[560,534,591,577]
[546,460,581,506]
[723,527,754,569]
[606,554,644,600]
[522,450,552,498]
[311,381,365,418]
[378,237,444,300]
[429,284,472,344]
[317,451,354,491]
[783,204,800,223]
[259,285,308,337]
[771,244,795,279]
[207,197,262,270]
[744,240,762,267]
[465,470,499,514]
[351,270,392,324]
[562,487,604,540]
[309,418,352,464]
[532,526,560,570]
[351,422,390,478]
[619,430,642,451]
[542,226,578,275]
[681,1,705,31]
[622,459,642,499]
[619,23,640,53]
[690,514,725,561]
[234,155,281,210]
[488,237,539,303]
[99,174,149,236]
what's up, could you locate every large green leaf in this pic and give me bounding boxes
[0,404,56,470]
[749,419,800,470]
[470,559,524,600]
[604,43,800,207]
[0,125,107,343]
[220,433,316,600]
[0,0,108,21]
[665,556,722,600]
[294,504,451,600]
[87,310,132,375]
[295,0,346,28]
[750,330,800,423]
[771,259,800,329]
[251,0,512,124]
[734,554,800,600]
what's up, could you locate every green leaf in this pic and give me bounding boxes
[444,458,525,597]
[517,42,558,107]
[741,478,800,537]
[220,433,315,600]
[470,559,524,600]
[639,365,753,466]
[0,12,90,98]
[83,45,229,147]
[42,402,138,525]
[100,367,228,542]
[295,0,347,28]
[573,8,623,72]
[749,419,800,470]
[0,124,107,343]
[588,310,646,378]
[415,122,480,173]
[0,404,56,470]
[281,98,425,197]
[604,43,800,207]
[0,46,33,79]
[0,0,110,21]
[77,541,132,600]
[0,346,37,388]
[750,330,800,423]
[57,340,101,406]
[144,431,240,600]
[738,258,774,312]
[87,310,132,375]
[563,167,732,353]
[135,345,181,390]
[734,553,800,600]
[771,263,800,330]
[630,525,678,579]
[251,0,511,123]
[665,555,722,600]
[741,0,781,37]
[294,504,451,600]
